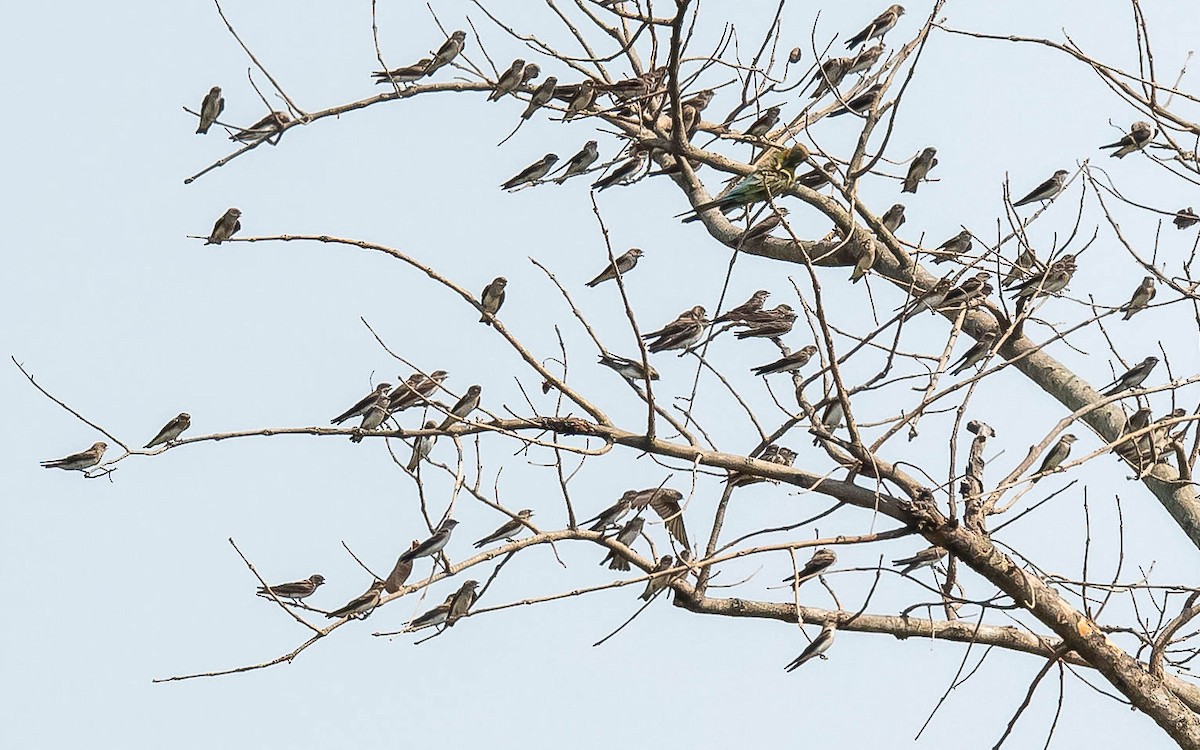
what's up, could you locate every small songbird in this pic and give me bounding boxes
[554,140,600,184]
[563,80,597,120]
[715,290,770,323]
[939,271,992,310]
[205,208,242,245]
[144,413,191,449]
[892,545,947,575]
[1030,434,1078,482]
[881,203,906,233]
[598,353,659,382]
[473,509,535,548]
[752,345,819,376]
[406,595,455,631]
[949,330,998,376]
[1174,207,1199,230]
[631,487,688,549]
[900,277,953,321]
[827,84,884,117]
[385,541,419,593]
[644,306,710,353]
[902,147,937,193]
[796,163,836,190]
[845,43,884,74]
[784,623,836,671]
[196,86,224,134]
[521,76,558,119]
[437,385,482,430]
[424,30,467,76]
[257,574,325,603]
[372,59,432,85]
[1003,247,1038,286]
[640,555,675,601]
[809,58,849,100]
[745,106,781,137]
[349,397,389,443]
[445,579,479,627]
[41,441,107,472]
[1013,170,1068,207]
[398,519,460,562]
[331,383,392,425]
[479,276,507,324]
[406,421,438,471]
[1100,121,1155,158]
[812,400,846,445]
[845,4,905,48]
[1101,356,1158,396]
[388,370,449,412]
[586,248,643,287]
[682,89,715,113]
[325,581,385,620]
[734,305,796,340]
[488,59,527,101]
[741,208,790,244]
[932,230,972,265]
[679,145,810,221]
[501,154,559,190]
[600,516,646,571]
[1120,276,1156,320]
[230,111,291,142]
[728,444,797,486]
[583,492,635,531]
[592,149,649,191]
[1012,254,1076,301]
[780,548,837,586]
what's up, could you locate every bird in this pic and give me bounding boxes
[808,58,849,100]
[845,43,884,75]
[196,86,224,134]
[828,83,885,117]
[900,277,953,320]
[902,147,937,193]
[563,80,597,120]
[331,382,392,425]
[1003,247,1038,286]
[445,579,479,626]
[424,30,466,77]
[630,487,689,549]
[812,401,845,444]
[554,140,600,184]
[1030,434,1078,482]
[644,306,710,353]
[501,154,558,190]
[1174,207,1199,230]
[586,248,643,287]
[479,276,507,324]
[406,421,438,471]
[520,76,558,120]
[728,444,797,486]
[796,163,836,190]
[1120,276,1156,320]
[1013,170,1068,207]
[349,397,389,443]
[372,59,433,85]
[1011,255,1076,301]
[384,541,419,593]
[714,290,770,323]
[678,145,810,221]
[682,89,715,113]
[741,208,790,244]
[734,306,796,340]
[892,546,947,575]
[784,623,836,671]
[1101,356,1158,396]
[592,149,649,191]
[405,594,456,631]
[325,581,384,620]
[598,353,659,381]
[388,370,449,412]
[938,271,992,310]
[1100,121,1155,158]
[257,574,325,603]
[600,67,667,100]
[849,239,879,284]
[932,230,972,265]
[788,47,803,64]
[205,208,241,245]
[744,106,781,137]
[949,331,998,376]
[398,519,460,562]
[845,5,904,48]
[488,59,527,101]
[780,548,837,586]
[881,203,905,233]
[473,509,535,548]
[639,555,677,600]
[437,385,482,430]
[752,345,818,376]
[40,441,107,471]
[583,492,634,531]
[144,413,191,449]
[230,111,291,142]
[600,516,645,571]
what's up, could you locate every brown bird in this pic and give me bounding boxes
[630,487,689,549]
[902,147,937,193]
[479,277,507,324]
[41,441,107,472]
[1120,276,1156,320]
[257,574,325,603]
[205,208,241,245]
[714,290,770,323]
[144,413,191,449]
[388,370,449,412]
[586,248,643,287]
[1173,207,1198,230]
[384,541,420,593]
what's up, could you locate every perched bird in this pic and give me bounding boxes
[1120,276,1156,320]
[812,400,846,444]
[592,149,649,191]
[902,147,937,193]
[1003,247,1038,286]
[598,353,660,381]
[728,445,797,486]
[586,247,643,287]
[644,306,709,353]
[892,546,947,575]
[734,305,796,340]
[406,421,438,471]
[1011,255,1076,301]
[845,43,884,75]
[900,277,953,320]
[40,441,107,472]
[196,86,224,134]
[563,80,597,120]
[473,509,535,548]
[741,208,790,244]
[808,58,849,100]
[144,413,191,449]
[230,111,291,142]
[388,370,449,412]
[1030,434,1078,483]
[384,541,419,593]
[1174,207,1199,230]
[520,63,541,86]
[501,154,559,190]
[1100,121,1155,158]
[752,345,818,376]
[827,84,884,117]
[521,76,558,119]
[780,548,837,586]
[205,208,242,245]
[257,574,325,603]
[424,30,467,76]
[406,594,456,631]
[445,579,479,626]
[600,516,646,571]
[437,385,482,430]
[1101,356,1158,396]
[796,163,836,190]
[398,519,460,562]
[949,331,998,376]
[678,145,810,221]
[1013,170,1068,207]
[349,397,389,443]
[479,276,507,323]
[744,106,781,137]
[325,581,384,620]
[682,89,715,113]
[881,203,905,233]
[372,59,432,85]
[850,239,879,284]
[932,230,972,265]
[640,555,675,601]
[938,271,992,310]
[331,382,392,425]
[714,290,770,323]
[488,59,527,101]
[788,48,803,64]
[600,67,667,100]
[634,487,688,548]
[554,140,600,184]
[784,623,836,672]
[845,4,905,48]
[583,492,634,531]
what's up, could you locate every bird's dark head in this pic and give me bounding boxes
[310,575,326,586]
[466,385,482,396]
